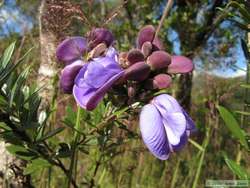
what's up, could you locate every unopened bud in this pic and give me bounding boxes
[152,74,172,89]
[124,61,151,81]
[147,51,171,70]
[127,49,144,65]
[88,28,114,49]
[137,25,155,49]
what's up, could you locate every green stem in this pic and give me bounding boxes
[67,106,81,188]
[192,126,211,188]
[170,158,180,188]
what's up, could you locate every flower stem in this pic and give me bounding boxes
[67,106,81,188]
[155,0,174,38]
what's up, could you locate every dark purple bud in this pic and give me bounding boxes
[167,56,194,74]
[127,49,145,65]
[88,28,114,49]
[124,61,151,81]
[137,25,155,49]
[147,51,171,70]
[60,60,84,93]
[153,74,172,89]
[141,41,153,58]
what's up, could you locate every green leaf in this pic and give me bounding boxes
[224,155,249,180]
[227,1,250,22]
[6,145,26,154]
[9,66,31,107]
[36,127,65,142]
[1,42,15,68]
[0,47,32,85]
[0,122,11,131]
[24,158,51,175]
[217,105,248,149]
[6,144,36,160]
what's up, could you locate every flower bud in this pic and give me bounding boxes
[137,25,155,49]
[153,74,172,89]
[147,51,171,70]
[124,61,151,81]
[141,41,152,58]
[127,49,145,65]
[88,28,114,49]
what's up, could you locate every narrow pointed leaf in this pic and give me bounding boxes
[217,105,248,149]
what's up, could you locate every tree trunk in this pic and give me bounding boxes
[37,0,58,110]
[176,73,193,112]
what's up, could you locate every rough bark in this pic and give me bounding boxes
[37,0,58,110]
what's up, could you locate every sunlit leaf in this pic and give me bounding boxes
[224,155,249,180]
[217,105,248,149]
[1,42,15,68]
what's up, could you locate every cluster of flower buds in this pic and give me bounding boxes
[118,25,193,95]
[56,26,195,160]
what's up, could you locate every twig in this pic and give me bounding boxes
[155,0,174,38]
[102,0,128,26]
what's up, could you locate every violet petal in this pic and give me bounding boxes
[140,104,170,160]
[73,71,124,110]
[56,37,87,63]
[60,60,84,93]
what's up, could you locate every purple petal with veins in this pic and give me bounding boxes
[140,104,170,160]
[139,94,195,160]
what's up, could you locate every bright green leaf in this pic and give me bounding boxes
[1,42,15,68]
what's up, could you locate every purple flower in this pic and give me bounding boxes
[56,37,87,64]
[73,47,124,110]
[139,94,195,160]
[56,37,88,93]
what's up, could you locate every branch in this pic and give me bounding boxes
[155,0,174,38]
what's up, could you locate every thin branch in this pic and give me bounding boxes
[155,0,174,38]
[102,0,128,27]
